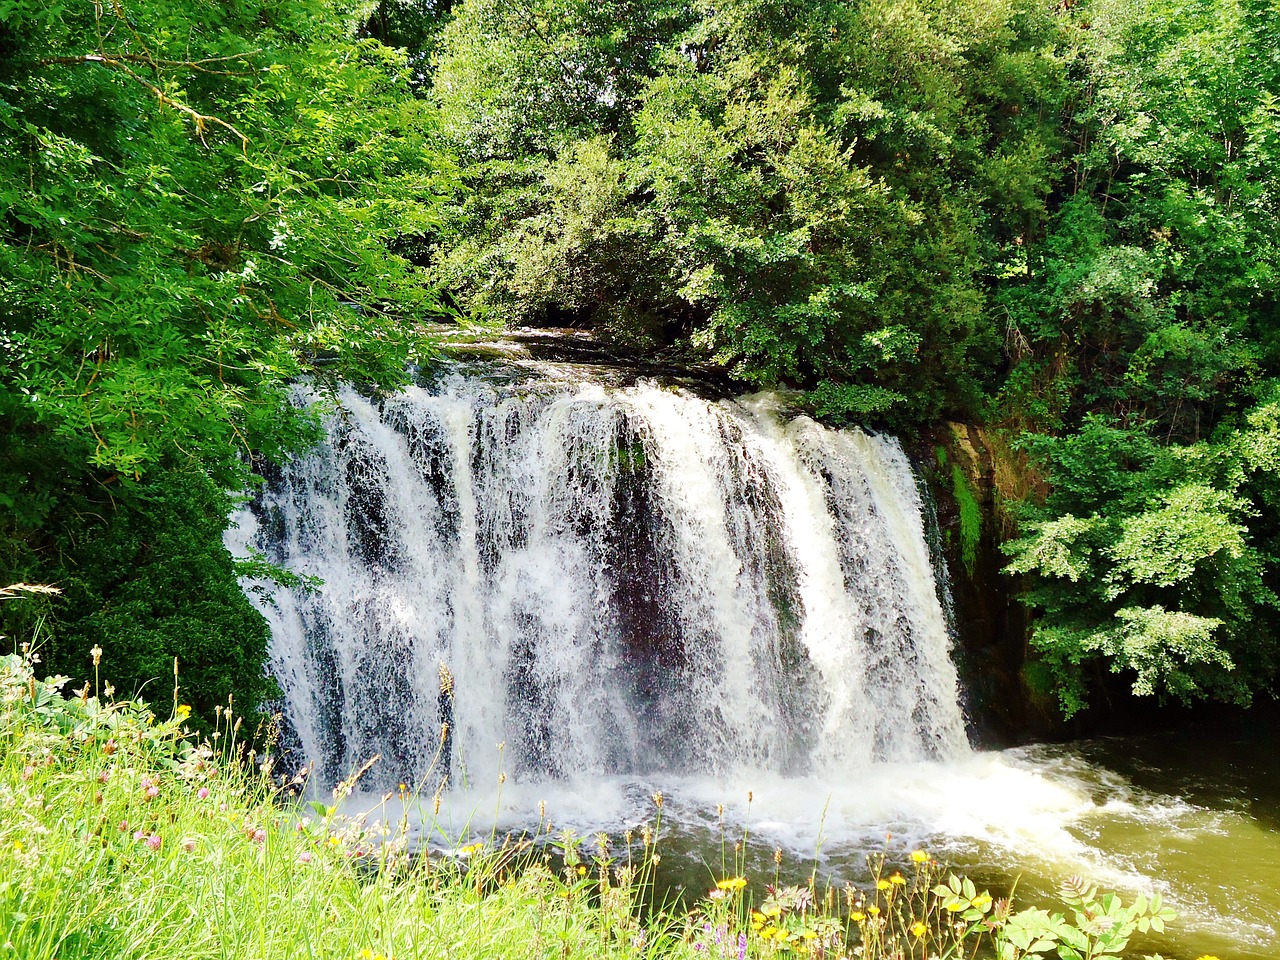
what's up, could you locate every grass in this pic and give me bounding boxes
[0,630,1180,960]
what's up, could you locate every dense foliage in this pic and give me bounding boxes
[997,0,1280,714]
[0,0,444,713]
[431,0,1065,420]
[3,0,1278,719]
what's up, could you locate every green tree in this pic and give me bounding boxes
[1005,410,1280,715]
[431,0,1069,420]
[997,0,1280,715]
[0,0,446,714]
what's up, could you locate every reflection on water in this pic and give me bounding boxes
[340,719,1280,960]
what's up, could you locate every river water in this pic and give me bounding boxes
[229,358,1278,960]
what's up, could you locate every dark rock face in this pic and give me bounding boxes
[912,424,1062,746]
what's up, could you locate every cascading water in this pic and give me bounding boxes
[232,368,967,793]
[229,362,1280,958]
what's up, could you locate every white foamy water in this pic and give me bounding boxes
[229,370,966,791]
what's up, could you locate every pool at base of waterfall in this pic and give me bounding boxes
[332,724,1279,960]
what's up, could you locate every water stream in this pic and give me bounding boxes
[229,362,1278,960]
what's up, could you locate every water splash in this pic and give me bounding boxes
[229,371,966,791]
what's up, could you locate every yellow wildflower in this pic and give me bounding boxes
[850,912,866,923]
[716,876,748,891]
[176,704,192,720]
[876,879,891,891]
[910,850,928,863]
[972,892,993,909]
[889,873,907,886]
[910,921,927,938]
[868,906,881,917]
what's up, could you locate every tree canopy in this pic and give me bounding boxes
[0,0,445,715]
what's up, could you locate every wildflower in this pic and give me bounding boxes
[251,828,267,844]
[738,932,747,960]
[652,791,663,810]
[90,645,103,667]
[889,873,907,886]
[299,850,313,864]
[133,830,146,842]
[197,787,210,800]
[118,820,129,832]
[868,906,881,917]
[716,877,748,892]
[972,892,993,910]
[850,912,865,923]
[103,739,117,756]
[145,834,162,851]
[182,837,197,853]
[910,850,928,864]
[910,922,927,938]
[577,865,587,876]
[876,879,891,891]
[176,704,192,720]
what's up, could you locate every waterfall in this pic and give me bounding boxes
[231,369,968,793]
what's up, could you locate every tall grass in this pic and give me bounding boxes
[0,629,1179,960]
